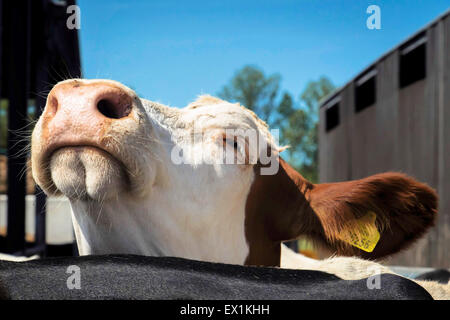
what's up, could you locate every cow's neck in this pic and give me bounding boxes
[69,187,250,264]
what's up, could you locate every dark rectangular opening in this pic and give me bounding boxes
[355,69,376,112]
[399,33,426,88]
[326,101,340,132]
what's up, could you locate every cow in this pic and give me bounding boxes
[0,254,433,300]
[415,269,450,284]
[30,79,449,299]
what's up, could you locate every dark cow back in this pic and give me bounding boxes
[0,255,432,300]
[416,269,450,284]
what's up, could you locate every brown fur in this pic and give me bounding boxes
[244,158,438,266]
[309,171,437,258]
[244,159,320,266]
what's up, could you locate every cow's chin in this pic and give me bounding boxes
[49,146,125,201]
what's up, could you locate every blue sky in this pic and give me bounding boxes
[78,0,449,108]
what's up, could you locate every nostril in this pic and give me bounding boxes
[47,95,58,117]
[97,99,131,119]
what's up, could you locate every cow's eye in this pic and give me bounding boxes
[223,137,239,150]
[220,135,251,164]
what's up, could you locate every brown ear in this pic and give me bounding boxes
[245,158,438,265]
[275,159,438,259]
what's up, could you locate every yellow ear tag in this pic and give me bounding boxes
[337,211,380,252]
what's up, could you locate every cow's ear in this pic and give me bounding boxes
[269,159,438,259]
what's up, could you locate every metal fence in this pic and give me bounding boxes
[0,0,81,257]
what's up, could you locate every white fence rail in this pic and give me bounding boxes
[0,195,74,245]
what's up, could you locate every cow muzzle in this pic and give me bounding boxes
[31,79,152,201]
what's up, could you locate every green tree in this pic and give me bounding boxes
[218,65,281,123]
[282,76,335,182]
[219,65,335,183]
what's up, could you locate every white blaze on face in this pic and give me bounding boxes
[31,81,281,265]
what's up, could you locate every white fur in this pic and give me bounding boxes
[0,254,39,262]
[281,245,450,300]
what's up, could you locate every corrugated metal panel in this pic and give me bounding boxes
[319,13,449,267]
[319,90,351,183]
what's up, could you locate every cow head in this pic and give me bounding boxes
[31,79,438,266]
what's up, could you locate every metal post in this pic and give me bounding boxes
[31,0,48,257]
[4,0,31,254]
